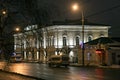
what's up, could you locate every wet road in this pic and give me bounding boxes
[2,63,120,80]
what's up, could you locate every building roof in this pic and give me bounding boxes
[52,19,110,26]
[85,37,115,45]
[111,37,120,42]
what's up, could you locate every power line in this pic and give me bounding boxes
[86,4,120,18]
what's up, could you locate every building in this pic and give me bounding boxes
[14,20,111,64]
[108,38,120,65]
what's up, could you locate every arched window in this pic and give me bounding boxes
[63,37,67,46]
[76,36,80,45]
[100,34,104,37]
[88,35,93,42]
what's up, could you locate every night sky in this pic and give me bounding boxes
[36,0,120,37]
[1,0,120,37]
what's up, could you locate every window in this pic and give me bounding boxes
[88,35,92,42]
[76,36,79,45]
[48,36,54,46]
[100,34,104,37]
[51,36,54,46]
[63,37,67,46]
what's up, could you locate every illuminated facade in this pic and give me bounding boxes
[14,21,111,64]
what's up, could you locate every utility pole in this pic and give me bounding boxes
[72,3,85,66]
[81,10,85,66]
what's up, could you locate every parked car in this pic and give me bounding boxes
[48,54,69,67]
[10,55,22,63]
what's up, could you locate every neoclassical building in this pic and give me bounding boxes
[14,20,111,64]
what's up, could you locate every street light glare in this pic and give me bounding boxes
[16,27,20,32]
[72,3,79,11]
[2,11,6,15]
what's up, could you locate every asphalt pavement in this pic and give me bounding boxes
[0,62,120,80]
[0,69,44,80]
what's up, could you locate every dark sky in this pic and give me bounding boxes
[1,0,120,37]
[36,0,120,37]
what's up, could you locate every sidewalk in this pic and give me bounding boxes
[0,69,44,80]
[70,63,120,69]
[99,64,120,69]
[70,63,97,67]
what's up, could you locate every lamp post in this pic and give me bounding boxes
[0,9,7,59]
[81,9,85,66]
[0,10,7,36]
[72,3,85,66]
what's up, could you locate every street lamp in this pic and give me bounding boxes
[72,3,85,66]
[2,10,6,15]
[72,3,79,11]
[15,27,20,32]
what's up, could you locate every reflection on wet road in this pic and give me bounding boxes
[2,63,120,80]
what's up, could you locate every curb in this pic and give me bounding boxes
[70,64,120,69]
